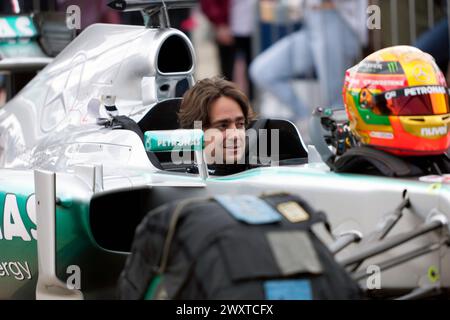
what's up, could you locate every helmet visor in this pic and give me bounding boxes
[372,85,450,116]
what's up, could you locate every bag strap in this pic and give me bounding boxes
[157,197,206,274]
[144,197,204,299]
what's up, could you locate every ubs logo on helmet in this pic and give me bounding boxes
[421,126,448,137]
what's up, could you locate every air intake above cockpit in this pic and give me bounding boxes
[157,34,193,74]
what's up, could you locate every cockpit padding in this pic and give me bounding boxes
[109,115,164,170]
[248,119,308,164]
[138,98,184,166]
[138,98,182,132]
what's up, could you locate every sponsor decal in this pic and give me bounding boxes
[358,61,383,72]
[0,261,32,280]
[420,126,448,137]
[0,194,36,242]
[0,16,37,40]
[404,86,446,97]
[348,76,407,90]
[145,130,204,152]
[157,137,201,149]
[357,61,404,75]
[387,62,399,73]
[361,79,406,87]
[369,131,394,139]
[412,65,432,82]
[384,91,397,100]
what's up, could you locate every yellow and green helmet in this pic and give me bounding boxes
[343,46,450,156]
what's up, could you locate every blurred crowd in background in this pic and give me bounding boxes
[1,0,449,142]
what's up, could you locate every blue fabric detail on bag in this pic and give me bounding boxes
[264,279,313,300]
[215,195,282,224]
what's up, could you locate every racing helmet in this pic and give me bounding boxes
[343,46,450,156]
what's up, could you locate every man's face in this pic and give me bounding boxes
[204,96,246,164]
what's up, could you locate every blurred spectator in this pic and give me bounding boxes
[230,0,256,99]
[169,9,197,39]
[200,0,234,81]
[250,0,368,122]
[200,0,256,99]
[258,0,303,53]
